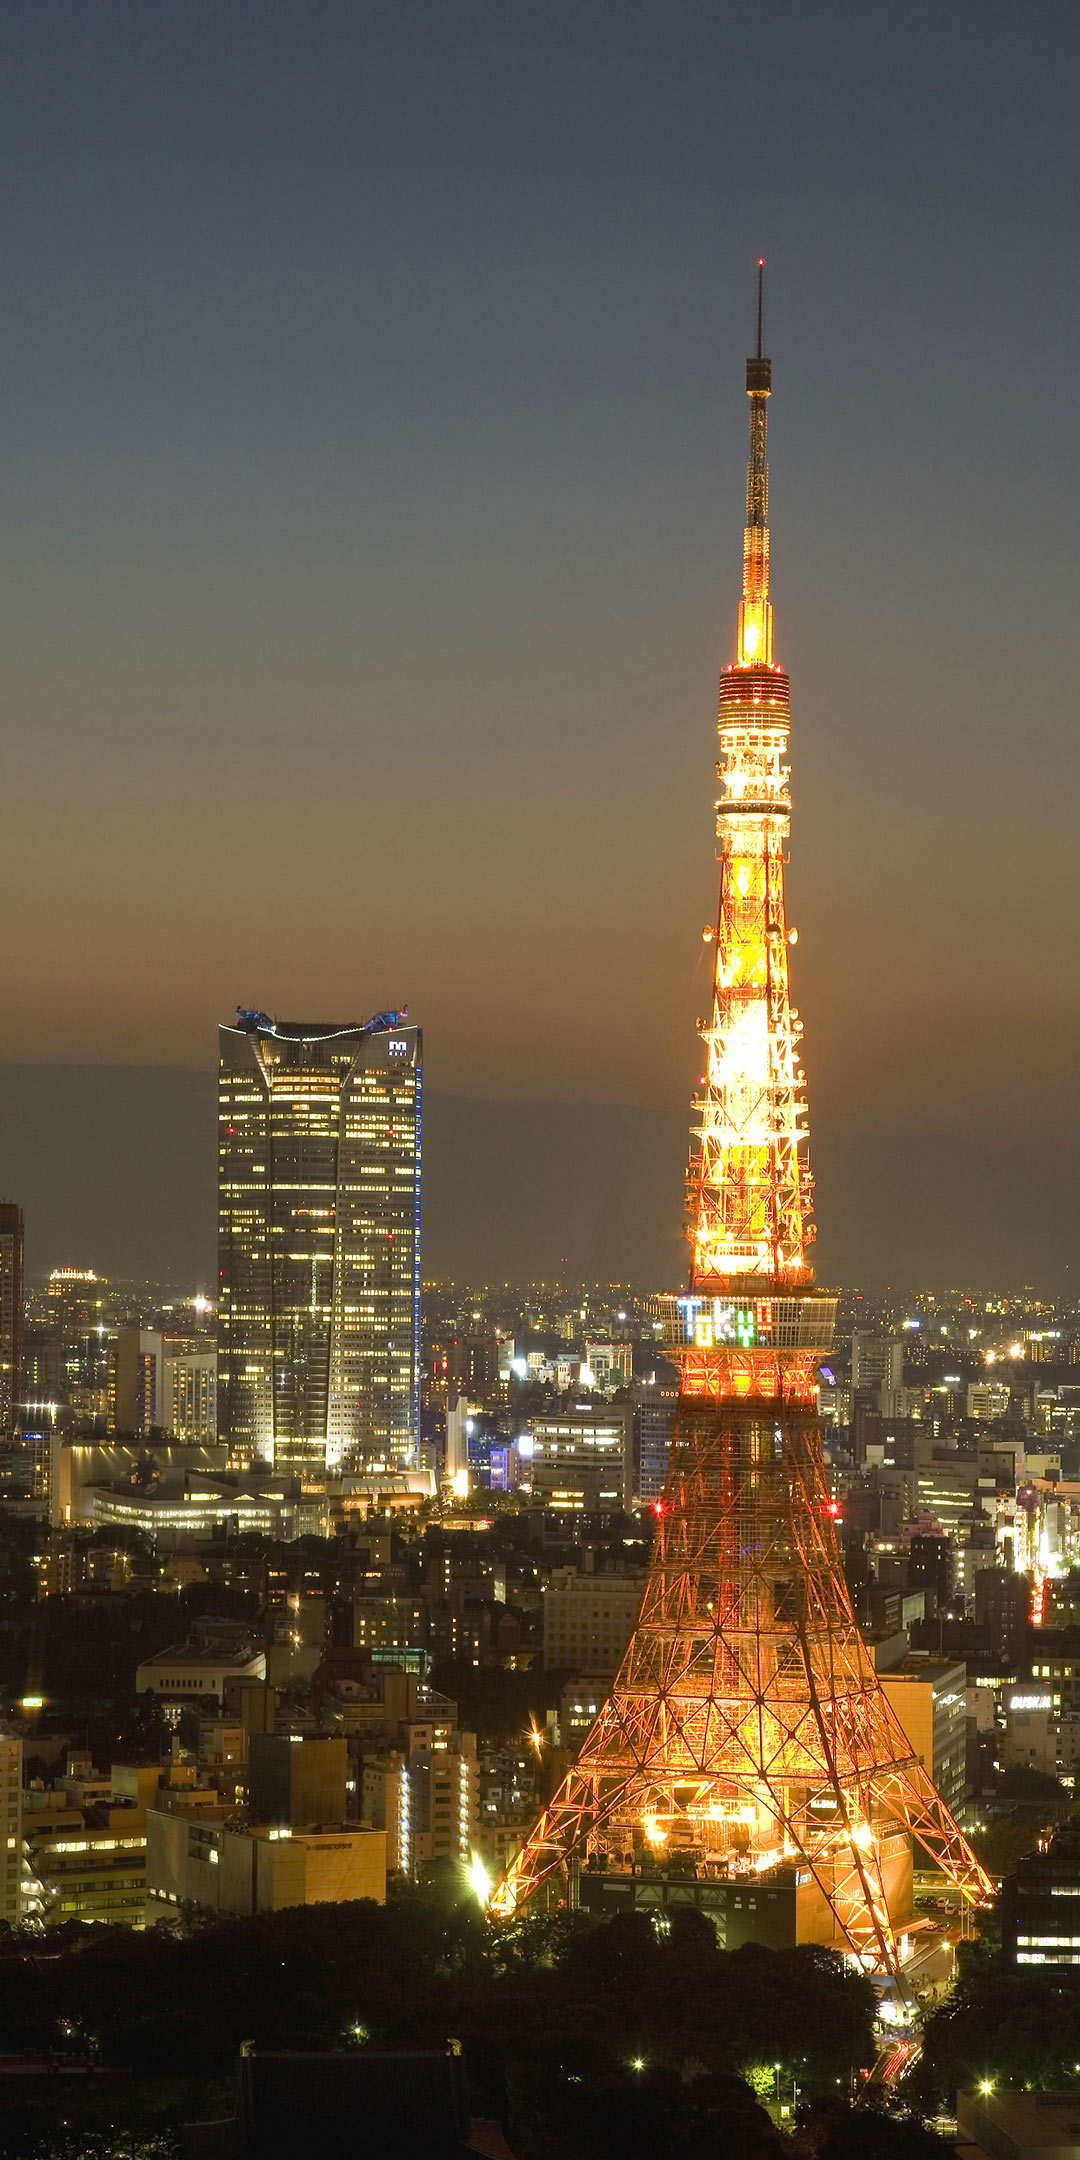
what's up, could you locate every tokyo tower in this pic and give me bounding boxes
[491,272,991,1968]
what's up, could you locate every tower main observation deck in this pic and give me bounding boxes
[490,275,991,1968]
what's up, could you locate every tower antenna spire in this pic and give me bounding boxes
[757,256,764,359]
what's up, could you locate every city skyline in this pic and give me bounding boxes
[1,12,1079,2147]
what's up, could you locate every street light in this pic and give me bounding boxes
[465,1852,491,1907]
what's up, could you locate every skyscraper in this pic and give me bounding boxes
[851,1330,904,1413]
[492,278,989,1966]
[107,1328,164,1434]
[0,1204,24,1437]
[218,1010,420,1480]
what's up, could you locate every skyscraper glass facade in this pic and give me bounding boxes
[218,1015,421,1479]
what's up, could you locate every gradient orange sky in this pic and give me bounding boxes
[2,2,1077,1162]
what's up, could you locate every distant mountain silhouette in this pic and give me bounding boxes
[0,1064,1068,1294]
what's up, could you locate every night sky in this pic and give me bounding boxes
[2,3,1079,1282]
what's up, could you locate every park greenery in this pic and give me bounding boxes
[0,1886,958,2159]
[906,1941,1080,2114]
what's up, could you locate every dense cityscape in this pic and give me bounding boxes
[4,9,1079,2160]
[5,346,1080,2156]
[2,1258,1080,2153]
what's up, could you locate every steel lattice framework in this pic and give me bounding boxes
[490,275,991,1967]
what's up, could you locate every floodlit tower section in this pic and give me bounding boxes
[491,277,991,1968]
[690,271,808,1297]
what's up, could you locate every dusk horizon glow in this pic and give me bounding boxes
[2,1,1079,1277]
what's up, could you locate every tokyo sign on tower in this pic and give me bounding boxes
[491,270,990,1969]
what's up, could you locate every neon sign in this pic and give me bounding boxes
[679,1299,759,1350]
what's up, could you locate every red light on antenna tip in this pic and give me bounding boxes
[758,257,765,266]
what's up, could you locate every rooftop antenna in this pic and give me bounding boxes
[756,257,764,360]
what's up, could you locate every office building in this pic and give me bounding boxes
[218,1010,421,1480]
[108,1328,164,1435]
[1001,1825,1080,1970]
[582,1342,632,1391]
[1026,1635,1080,1718]
[346,1593,430,1657]
[362,1730,478,1881]
[975,1566,1030,1659]
[851,1331,904,1413]
[526,1401,633,1512]
[879,1655,967,1819]
[967,1380,1012,1421]
[914,1453,988,1538]
[0,1205,23,1436]
[146,1808,386,1919]
[22,1761,147,1928]
[161,1338,217,1443]
[906,1532,955,1607]
[634,1366,678,1501]
[543,1568,646,1676]
[1002,1700,1058,1776]
[248,1734,347,1828]
[47,1266,100,1333]
[444,1392,469,1489]
[24,1811,147,1927]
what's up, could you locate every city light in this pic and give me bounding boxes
[466,1853,492,1906]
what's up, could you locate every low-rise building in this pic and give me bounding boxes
[23,1804,146,1927]
[136,1633,265,1708]
[958,2090,1080,2160]
[1002,1702,1058,1777]
[146,1806,386,1920]
[82,1471,298,1546]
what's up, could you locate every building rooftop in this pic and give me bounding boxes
[959,2089,1080,2159]
[880,1653,967,1681]
[138,1640,261,1671]
[184,2044,487,2159]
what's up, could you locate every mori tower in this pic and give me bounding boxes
[218,1009,421,1481]
[493,281,991,1970]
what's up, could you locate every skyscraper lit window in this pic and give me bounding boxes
[218,1013,420,1480]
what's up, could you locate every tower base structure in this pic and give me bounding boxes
[492,1294,991,1972]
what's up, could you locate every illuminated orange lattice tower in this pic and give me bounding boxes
[491,273,990,1968]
